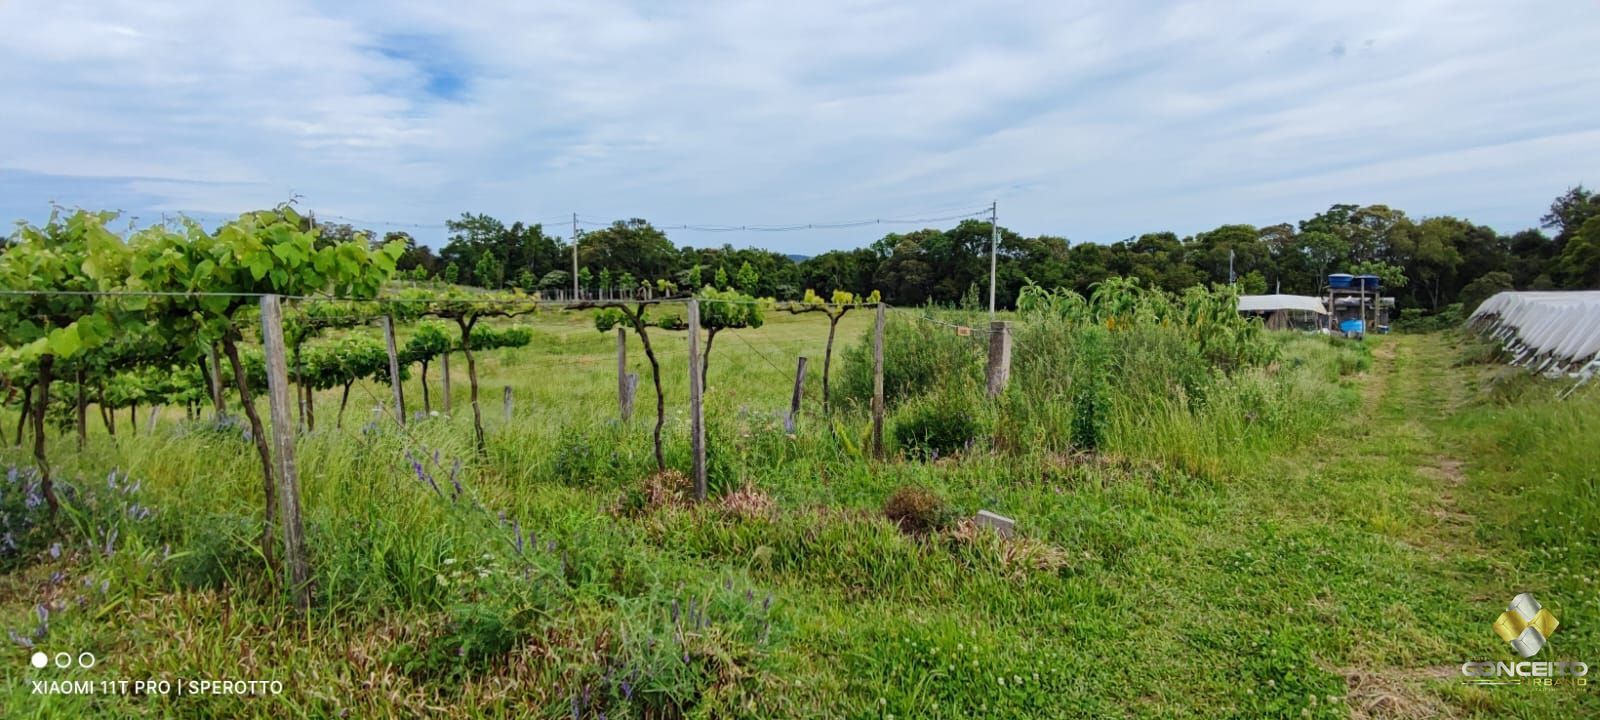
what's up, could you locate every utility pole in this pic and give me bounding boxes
[988,200,999,318]
[571,212,579,300]
[1229,248,1236,284]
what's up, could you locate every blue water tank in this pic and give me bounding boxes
[1353,274,1381,291]
[1339,319,1365,334]
[1328,274,1354,289]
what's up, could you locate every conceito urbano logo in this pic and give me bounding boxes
[1494,593,1558,658]
[1460,593,1588,686]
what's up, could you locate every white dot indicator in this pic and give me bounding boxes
[30,651,47,668]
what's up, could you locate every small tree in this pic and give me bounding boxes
[538,270,570,294]
[715,266,730,290]
[475,254,502,289]
[782,289,879,413]
[593,302,668,470]
[391,287,538,451]
[0,209,131,515]
[694,287,764,388]
[131,206,401,570]
[686,264,703,289]
[401,323,452,413]
[735,261,760,293]
[301,336,401,429]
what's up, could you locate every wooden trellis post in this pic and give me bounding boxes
[258,295,312,611]
[381,315,406,425]
[871,303,885,458]
[687,299,707,501]
[440,352,452,415]
[788,356,807,432]
[208,344,226,417]
[616,328,628,421]
[986,321,1012,397]
[621,373,638,422]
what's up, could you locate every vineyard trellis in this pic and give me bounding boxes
[2,203,1283,619]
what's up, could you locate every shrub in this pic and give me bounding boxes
[1069,325,1112,451]
[838,314,985,409]
[0,465,54,570]
[1392,304,1462,333]
[614,469,694,517]
[893,388,988,461]
[883,485,952,534]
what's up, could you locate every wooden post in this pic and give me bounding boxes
[616,327,628,421]
[871,303,885,458]
[502,386,513,421]
[788,356,808,433]
[621,373,638,422]
[208,344,226,417]
[986,321,1012,397]
[259,295,312,611]
[381,316,406,425]
[440,352,452,415]
[687,299,707,502]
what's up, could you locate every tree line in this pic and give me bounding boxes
[351,186,1600,314]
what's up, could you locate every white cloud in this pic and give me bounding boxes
[0,0,1594,249]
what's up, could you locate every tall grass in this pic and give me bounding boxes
[6,305,1546,719]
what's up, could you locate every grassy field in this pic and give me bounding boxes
[1,310,1596,718]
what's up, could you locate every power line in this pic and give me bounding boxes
[574,208,990,232]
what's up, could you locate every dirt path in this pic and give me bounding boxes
[1340,335,1481,718]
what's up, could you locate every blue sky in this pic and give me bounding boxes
[1,1,1595,252]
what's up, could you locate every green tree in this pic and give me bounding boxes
[735,261,760,293]
[1542,186,1600,250]
[1457,271,1515,315]
[575,220,678,281]
[474,253,502,289]
[537,270,570,293]
[0,209,131,514]
[693,288,764,388]
[1388,217,1465,310]
[714,266,730,290]
[1349,260,1408,289]
[131,206,401,572]
[780,289,879,413]
[400,323,452,414]
[594,302,669,470]
[1556,215,1600,288]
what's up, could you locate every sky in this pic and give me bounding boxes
[1,1,1595,253]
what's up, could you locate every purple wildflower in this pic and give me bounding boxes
[8,629,32,649]
[48,543,60,560]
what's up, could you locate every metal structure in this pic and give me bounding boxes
[1469,291,1600,378]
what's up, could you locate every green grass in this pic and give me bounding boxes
[1,314,1596,718]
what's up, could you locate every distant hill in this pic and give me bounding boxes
[786,253,809,263]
